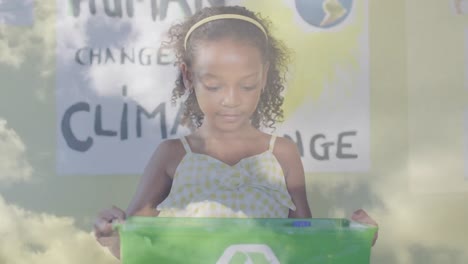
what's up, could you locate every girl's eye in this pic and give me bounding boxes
[205,86,220,91]
[242,86,257,91]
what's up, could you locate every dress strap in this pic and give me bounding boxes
[268,135,277,152]
[180,136,192,153]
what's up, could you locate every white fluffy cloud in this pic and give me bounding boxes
[371,194,468,263]
[0,118,118,263]
[0,119,32,184]
[0,1,54,73]
[0,195,119,264]
[306,171,468,264]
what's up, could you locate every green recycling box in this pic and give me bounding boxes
[115,217,377,264]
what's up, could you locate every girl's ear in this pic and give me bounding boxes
[180,62,193,91]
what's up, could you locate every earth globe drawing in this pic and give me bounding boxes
[294,0,353,28]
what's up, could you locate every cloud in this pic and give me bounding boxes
[371,194,468,263]
[0,0,34,26]
[0,119,32,184]
[0,114,118,264]
[55,0,180,109]
[0,1,54,73]
[0,119,118,263]
[0,195,119,264]
[307,170,468,263]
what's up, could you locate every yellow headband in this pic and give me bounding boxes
[184,14,268,50]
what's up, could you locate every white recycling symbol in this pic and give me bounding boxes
[216,244,281,264]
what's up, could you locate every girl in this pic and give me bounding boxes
[94,5,378,259]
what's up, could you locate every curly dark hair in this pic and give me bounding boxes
[162,5,291,130]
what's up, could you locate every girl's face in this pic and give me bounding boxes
[183,38,269,132]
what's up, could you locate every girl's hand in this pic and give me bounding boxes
[93,205,126,259]
[94,205,126,239]
[351,209,379,247]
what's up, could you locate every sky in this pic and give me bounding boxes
[0,1,467,263]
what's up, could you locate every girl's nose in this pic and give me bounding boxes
[221,88,241,107]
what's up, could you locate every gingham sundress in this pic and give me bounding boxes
[157,135,296,218]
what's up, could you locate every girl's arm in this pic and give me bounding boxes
[125,139,181,217]
[96,140,182,259]
[273,138,378,245]
[273,137,312,218]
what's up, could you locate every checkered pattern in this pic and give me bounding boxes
[157,136,296,218]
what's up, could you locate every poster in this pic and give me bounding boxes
[56,0,369,175]
[244,0,370,172]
